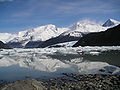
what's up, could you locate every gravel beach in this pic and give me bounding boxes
[0,73,120,90]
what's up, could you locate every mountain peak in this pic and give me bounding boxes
[68,19,105,33]
[102,19,120,27]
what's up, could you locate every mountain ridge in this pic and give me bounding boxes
[73,24,120,47]
[0,19,120,48]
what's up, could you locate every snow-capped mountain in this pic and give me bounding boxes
[60,20,108,37]
[102,19,120,27]
[37,19,120,48]
[0,19,120,48]
[69,20,107,32]
[9,24,69,46]
[37,19,107,48]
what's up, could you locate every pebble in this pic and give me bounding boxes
[0,73,120,90]
[43,73,120,90]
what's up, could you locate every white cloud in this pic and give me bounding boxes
[53,0,119,15]
[5,0,120,21]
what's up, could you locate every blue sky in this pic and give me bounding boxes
[0,0,120,33]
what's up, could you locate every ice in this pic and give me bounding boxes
[0,47,120,81]
[77,62,110,74]
[89,51,100,55]
[48,41,78,47]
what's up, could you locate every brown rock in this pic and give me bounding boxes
[1,79,46,90]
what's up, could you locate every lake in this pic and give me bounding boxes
[0,46,120,81]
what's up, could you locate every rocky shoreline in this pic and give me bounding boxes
[0,73,120,90]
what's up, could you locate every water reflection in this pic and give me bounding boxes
[0,48,120,82]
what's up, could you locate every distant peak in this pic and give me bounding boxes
[69,19,98,30]
[102,19,120,27]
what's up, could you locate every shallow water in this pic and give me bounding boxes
[0,47,120,81]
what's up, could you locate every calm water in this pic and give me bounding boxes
[46,50,120,66]
[0,47,120,81]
